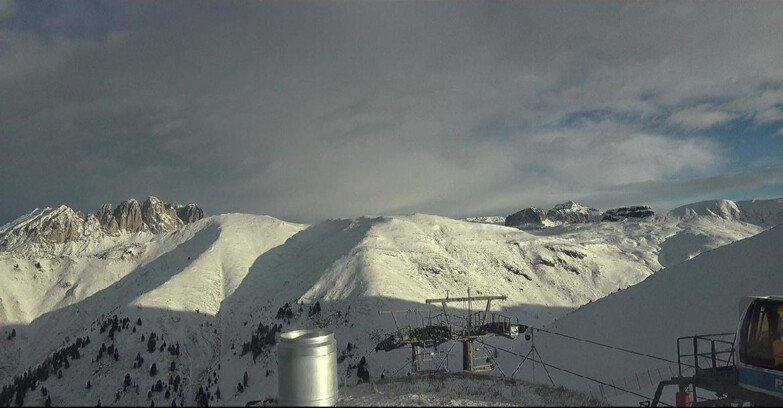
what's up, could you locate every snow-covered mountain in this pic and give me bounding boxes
[546,201,602,224]
[528,222,783,406]
[0,197,206,258]
[0,197,781,406]
[667,198,783,227]
[501,201,651,228]
[461,216,506,225]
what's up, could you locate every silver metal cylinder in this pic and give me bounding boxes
[278,329,338,406]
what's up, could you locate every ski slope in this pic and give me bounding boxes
[522,224,783,405]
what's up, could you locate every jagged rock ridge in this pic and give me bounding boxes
[0,197,206,255]
[504,208,546,227]
[504,201,655,227]
[546,201,601,223]
[505,201,605,227]
[97,196,205,234]
[601,205,655,222]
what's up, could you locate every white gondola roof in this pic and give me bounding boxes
[745,295,783,302]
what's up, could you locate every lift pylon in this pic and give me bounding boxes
[376,289,526,373]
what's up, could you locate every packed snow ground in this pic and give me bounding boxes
[0,198,780,406]
[337,372,601,406]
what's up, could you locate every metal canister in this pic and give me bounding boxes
[278,329,338,406]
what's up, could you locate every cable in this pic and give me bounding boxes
[479,342,506,378]
[531,327,687,367]
[477,340,673,407]
[390,358,409,378]
[434,341,458,372]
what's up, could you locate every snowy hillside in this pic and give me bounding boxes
[521,224,783,405]
[462,216,506,225]
[0,197,780,406]
[667,198,783,228]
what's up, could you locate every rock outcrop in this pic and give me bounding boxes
[504,201,655,227]
[96,197,206,234]
[601,206,655,222]
[175,203,206,225]
[97,204,120,234]
[112,199,144,233]
[0,197,206,256]
[505,208,546,227]
[546,201,601,224]
[141,197,183,233]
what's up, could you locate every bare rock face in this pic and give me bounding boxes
[0,197,207,256]
[142,196,183,233]
[505,208,546,227]
[546,201,601,224]
[39,207,83,244]
[602,206,655,222]
[97,204,120,235]
[175,203,206,224]
[113,199,144,232]
[95,197,206,234]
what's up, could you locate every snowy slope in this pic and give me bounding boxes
[521,224,783,405]
[0,198,779,406]
[462,216,506,225]
[667,198,783,227]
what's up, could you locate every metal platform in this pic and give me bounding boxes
[652,334,783,407]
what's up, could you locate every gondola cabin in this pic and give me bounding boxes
[736,296,783,398]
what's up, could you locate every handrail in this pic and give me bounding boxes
[677,333,736,377]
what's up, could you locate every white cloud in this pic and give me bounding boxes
[667,105,738,130]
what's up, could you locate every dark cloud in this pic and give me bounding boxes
[1,1,783,224]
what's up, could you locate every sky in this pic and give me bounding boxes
[1,1,783,225]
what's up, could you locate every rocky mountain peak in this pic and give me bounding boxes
[113,199,144,233]
[547,201,601,223]
[141,196,183,233]
[98,196,206,235]
[601,205,655,222]
[552,200,581,210]
[504,207,546,227]
[176,203,206,224]
[0,197,207,256]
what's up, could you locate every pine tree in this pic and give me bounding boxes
[243,371,248,387]
[170,361,176,372]
[313,301,321,315]
[86,381,91,389]
[150,363,158,377]
[114,348,119,361]
[124,373,132,390]
[45,396,51,407]
[237,382,244,393]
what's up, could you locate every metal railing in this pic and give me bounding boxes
[676,332,736,377]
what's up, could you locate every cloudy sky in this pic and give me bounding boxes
[1,1,783,224]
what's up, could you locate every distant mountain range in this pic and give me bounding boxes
[464,198,783,229]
